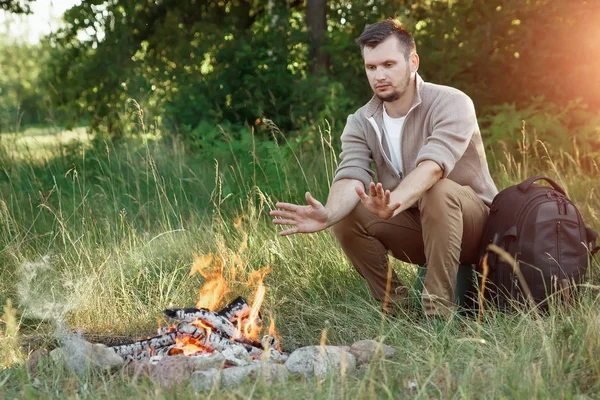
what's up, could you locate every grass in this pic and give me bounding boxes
[0,122,599,399]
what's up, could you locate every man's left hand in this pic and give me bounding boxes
[355,182,401,219]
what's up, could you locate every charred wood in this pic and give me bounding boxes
[175,322,250,354]
[164,307,263,349]
[216,296,251,321]
[110,331,177,360]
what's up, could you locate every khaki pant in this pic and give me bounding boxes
[332,179,489,317]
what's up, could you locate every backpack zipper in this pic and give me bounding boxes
[515,194,557,241]
[512,195,562,299]
[515,192,555,228]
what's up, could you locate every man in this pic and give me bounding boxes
[270,19,498,318]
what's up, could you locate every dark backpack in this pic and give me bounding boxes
[477,176,599,309]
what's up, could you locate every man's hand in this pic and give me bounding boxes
[355,182,401,219]
[270,192,330,236]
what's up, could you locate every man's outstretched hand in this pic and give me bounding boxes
[270,192,329,236]
[355,182,401,219]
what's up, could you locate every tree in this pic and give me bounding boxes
[0,0,34,14]
[40,0,600,143]
[306,0,328,74]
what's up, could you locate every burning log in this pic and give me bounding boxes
[216,296,252,321]
[111,331,177,360]
[111,321,259,361]
[164,305,263,349]
[165,296,261,325]
[110,284,287,365]
[153,345,177,358]
[165,297,251,323]
[174,323,288,362]
[175,322,251,354]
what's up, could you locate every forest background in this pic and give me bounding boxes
[2,0,600,151]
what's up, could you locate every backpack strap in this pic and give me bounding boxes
[517,176,566,196]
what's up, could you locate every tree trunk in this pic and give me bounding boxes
[306,0,328,74]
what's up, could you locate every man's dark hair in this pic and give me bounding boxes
[356,18,416,60]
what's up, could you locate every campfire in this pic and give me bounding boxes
[110,252,287,366]
[32,246,397,390]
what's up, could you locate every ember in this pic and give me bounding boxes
[110,253,288,366]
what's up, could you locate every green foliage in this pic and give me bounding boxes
[0,0,34,14]
[38,0,599,148]
[4,0,600,156]
[37,1,400,137]
[481,98,600,165]
[407,0,600,110]
[0,39,52,131]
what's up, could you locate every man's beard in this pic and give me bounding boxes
[375,69,411,102]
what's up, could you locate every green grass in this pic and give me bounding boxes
[0,124,599,399]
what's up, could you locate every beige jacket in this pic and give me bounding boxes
[333,74,498,206]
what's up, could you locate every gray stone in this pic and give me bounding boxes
[253,362,289,384]
[190,368,221,392]
[49,348,65,362]
[50,337,124,375]
[221,363,289,388]
[89,343,125,371]
[284,346,356,379]
[221,346,252,366]
[190,363,289,392]
[191,352,226,371]
[152,354,195,388]
[124,359,154,378]
[349,340,395,365]
[31,377,41,389]
[220,365,255,388]
[27,349,48,376]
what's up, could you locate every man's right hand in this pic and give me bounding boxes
[270,192,330,236]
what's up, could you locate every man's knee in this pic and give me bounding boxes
[332,217,350,243]
[332,204,365,243]
[419,179,462,217]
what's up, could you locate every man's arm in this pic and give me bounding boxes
[323,178,362,226]
[270,178,363,236]
[389,160,443,216]
[355,160,442,219]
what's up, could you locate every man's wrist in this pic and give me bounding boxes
[323,207,336,228]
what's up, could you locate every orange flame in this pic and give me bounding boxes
[174,336,211,356]
[181,246,278,355]
[192,319,213,339]
[196,274,229,310]
[173,320,214,356]
[191,253,231,310]
[243,282,266,339]
[268,312,282,351]
[233,217,243,228]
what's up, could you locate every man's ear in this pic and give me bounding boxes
[410,53,420,73]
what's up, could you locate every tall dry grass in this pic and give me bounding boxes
[0,121,599,399]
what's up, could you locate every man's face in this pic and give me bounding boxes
[363,36,417,102]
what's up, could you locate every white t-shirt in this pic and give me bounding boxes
[382,104,405,175]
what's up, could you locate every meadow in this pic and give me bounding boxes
[0,122,599,399]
